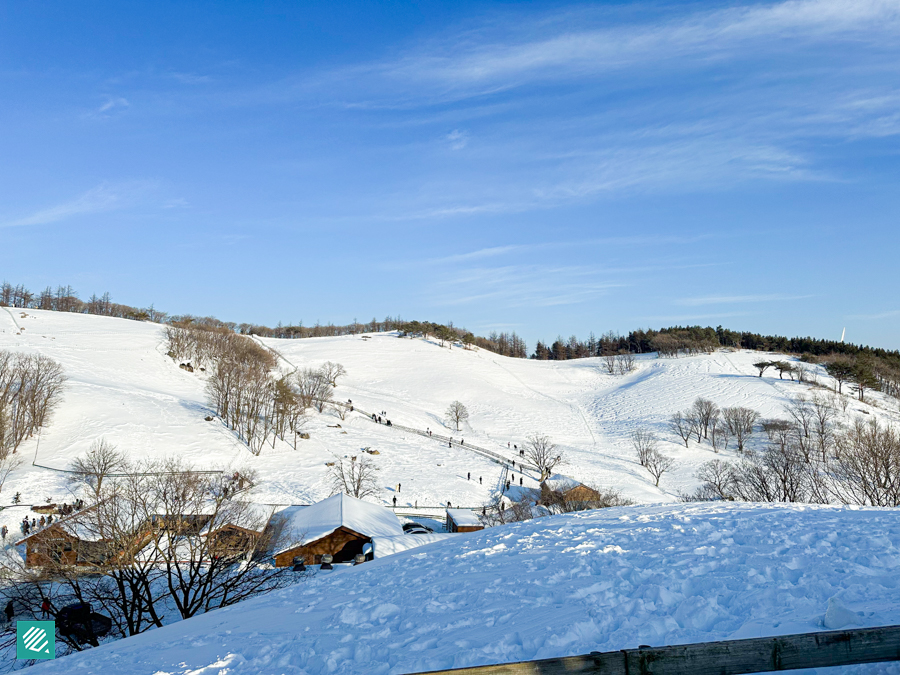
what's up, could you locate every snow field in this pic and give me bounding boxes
[31,502,900,674]
[1,309,898,512]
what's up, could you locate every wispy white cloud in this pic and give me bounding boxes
[846,309,900,320]
[0,181,157,228]
[675,293,814,306]
[446,129,469,150]
[431,264,624,308]
[422,234,736,265]
[354,0,900,102]
[85,97,130,119]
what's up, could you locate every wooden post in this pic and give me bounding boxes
[412,625,900,675]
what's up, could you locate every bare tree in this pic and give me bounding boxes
[0,350,66,453]
[69,439,126,501]
[832,391,851,414]
[294,367,333,411]
[0,452,22,493]
[329,456,380,499]
[694,459,736,499]
[722,406,760,453]
[692,398,719,441]
[526,433,564,482]
[631,428,658,467]
[729,444,812,503]
[810,393,836,461]
[709,419,729,453]
[603,352,617,375]
[319,362,347,387]
[784,396,814,462]
[669,411,695,448]
[645,449,673,487]
[543,484,632,514]
[831,418,900,507]
[615,352,636,375]
[445,400,470,432]
[762,418,793,449]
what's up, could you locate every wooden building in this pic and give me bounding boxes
[270,493,404,567]
[15,507,110,568]
[540,475,608,509]
[445,508,484,533]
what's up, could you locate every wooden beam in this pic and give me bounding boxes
[412,625,900,675]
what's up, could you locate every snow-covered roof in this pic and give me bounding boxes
[199,502,277,537]
[446,508,481,527]
[271,493,403,556]
[14,503,107,546]
[371,533,455,558]
[541,474,581,493]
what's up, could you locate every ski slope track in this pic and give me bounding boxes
[30,502,900,675]
[1,309,899,515]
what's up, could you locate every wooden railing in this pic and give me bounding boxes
[412,625,900,675]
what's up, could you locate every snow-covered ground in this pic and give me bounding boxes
[1,308,898,521]
[30,501,900,674]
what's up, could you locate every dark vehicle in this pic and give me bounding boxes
[402,522,433,534]
[57,602,112,645]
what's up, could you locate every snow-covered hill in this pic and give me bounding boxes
[1,308,897,516]
[30,502,900,674]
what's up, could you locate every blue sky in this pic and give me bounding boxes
[2,0,899,350]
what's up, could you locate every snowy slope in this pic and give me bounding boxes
[1,308,898,517]
[31,502,900,675]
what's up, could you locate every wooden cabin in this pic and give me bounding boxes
[16,508,109,568]
[270,494,404,567]
[445,508,483,533]
[540,475,607,509]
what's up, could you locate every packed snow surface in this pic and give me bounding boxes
[32,502,900,675]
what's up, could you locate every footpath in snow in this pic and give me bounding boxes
[32,502,900,675]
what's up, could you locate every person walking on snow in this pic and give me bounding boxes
[4,600,13,624]
[397,483,401,492]
[479,476,482,485]
[40,599,50,619]
[467,472,470,480]
[392,496,397,508]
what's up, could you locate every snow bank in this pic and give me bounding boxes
[32,502,900,675]
[371,532,455,558]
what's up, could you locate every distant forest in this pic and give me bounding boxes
[0,281,527,359]
[533,326,900,365]
[2,281,897,392]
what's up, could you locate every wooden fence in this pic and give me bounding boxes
[413,625,900,675]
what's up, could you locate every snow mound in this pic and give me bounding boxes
[33,502,900,675]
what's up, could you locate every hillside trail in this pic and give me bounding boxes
[256,335,544,476]
[1,306,22,332]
